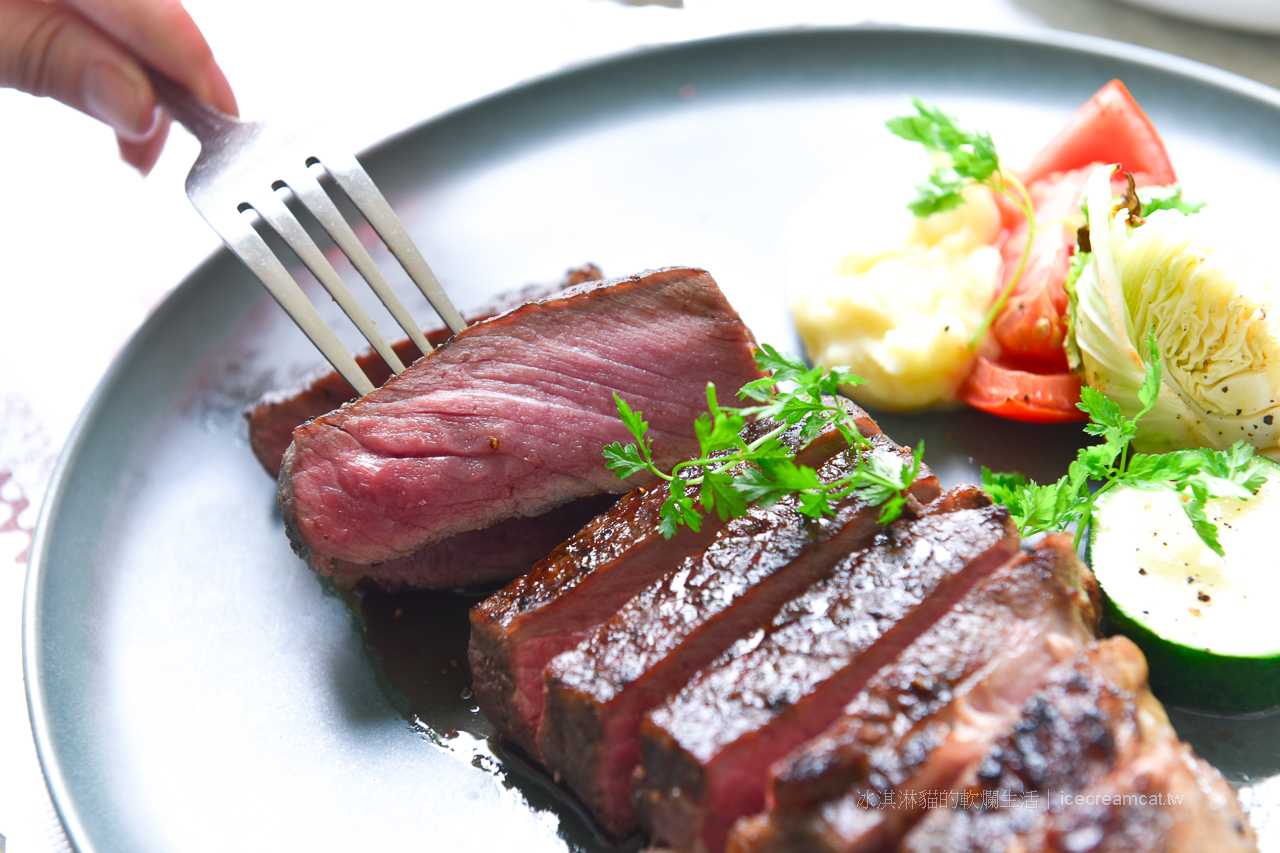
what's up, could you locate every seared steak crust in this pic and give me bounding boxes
[727,535,1099,853]
[767,535,1099,813]
[279,267,764,576]
[634,487,1020,853]
[899,636,1258,853]
[469,415,862,756]
[537,436,941,838]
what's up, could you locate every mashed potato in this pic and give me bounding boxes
[788,151,1003,411]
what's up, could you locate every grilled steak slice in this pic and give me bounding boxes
[634,487,1019,853]
[537,436,941,838]
[726,534,1097,853]
[470,415,862,756]
[328,493,618,590]
[279,267,764,576]
[246,264,602,476]
[899,635,1257,853]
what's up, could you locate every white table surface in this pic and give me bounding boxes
[3,0,1279,850]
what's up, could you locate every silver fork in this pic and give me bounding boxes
[147,69,465,396]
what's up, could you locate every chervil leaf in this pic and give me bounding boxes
[604,345,922,537]
[984,341,1272,553]
[888,98,1033,349]
[756,457,825,493]
[1137,184,1206,218]
[1078,385,1123,436]
[1215,440,1273,493]
[1180,481,1224,557]
[694,384,747,458]
[907,173,968,217]
[887,100,999,181]
[982,467,1068,534]
[1123,451,1194,487]
[733,459,821,508]
[661,478,701,537]
[602,441,650,479]
[980,467,1029,507]
[1024,480,1068,532]
[1074,443,1118,479]
[796,490,835,518]
[614,393,648,444]
[748,343,807,381]
[701,470,749,521]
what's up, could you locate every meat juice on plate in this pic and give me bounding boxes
[353,582,636,850]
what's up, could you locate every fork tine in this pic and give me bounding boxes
[317,150,467,335]
[284,164,435,359]
[203,206,377,396]
[145,64,465,392]
[250,189,407,376]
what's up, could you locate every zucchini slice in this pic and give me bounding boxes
[1090,478,1280,713]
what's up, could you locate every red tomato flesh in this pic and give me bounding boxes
[990,168,1162,372]
[964,79,1177,422]
[990,168,1091,371]
[1019,79,1177,186]
[960,356,1087,424]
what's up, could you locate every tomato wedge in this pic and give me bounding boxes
[959,356,1087,424]
[990,168,1091,370]
[1020,79,1176,186]
[964,80,1177,422]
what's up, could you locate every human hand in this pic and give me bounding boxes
[0,0,237,174]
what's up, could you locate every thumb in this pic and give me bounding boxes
[0,0,160,142]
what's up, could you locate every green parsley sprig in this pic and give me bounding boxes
[603,345,924,539]
[982,331,1272,556]
[886,99,1035,349]
[1136,183,1205,219]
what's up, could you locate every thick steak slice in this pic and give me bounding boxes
[726,535,1098,853]
[537,436,941,838]
[258,269,608,592]
[246,264,602,476]
[279,267,764,576]
[634,487,1019,853]
[470,415,862,756]
[899,636,1257,853]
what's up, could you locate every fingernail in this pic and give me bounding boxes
[83,59,157,141]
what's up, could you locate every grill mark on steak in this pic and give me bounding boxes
[536,436,941,839]
[766,534,1100,812]
[899,635,1257,853]
[634,487,1019,853]
[279,267,764,577]
[469,414,863,757]
[245,264,602,476]
[726,535,1098,853]
[897,636,1149,853]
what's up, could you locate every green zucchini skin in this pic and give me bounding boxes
[1090,479,1280,714]
[1102,594,1280,713]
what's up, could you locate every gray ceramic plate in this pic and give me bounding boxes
[25,26,1280,853]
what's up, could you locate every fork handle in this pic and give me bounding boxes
[144,66,242,146]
